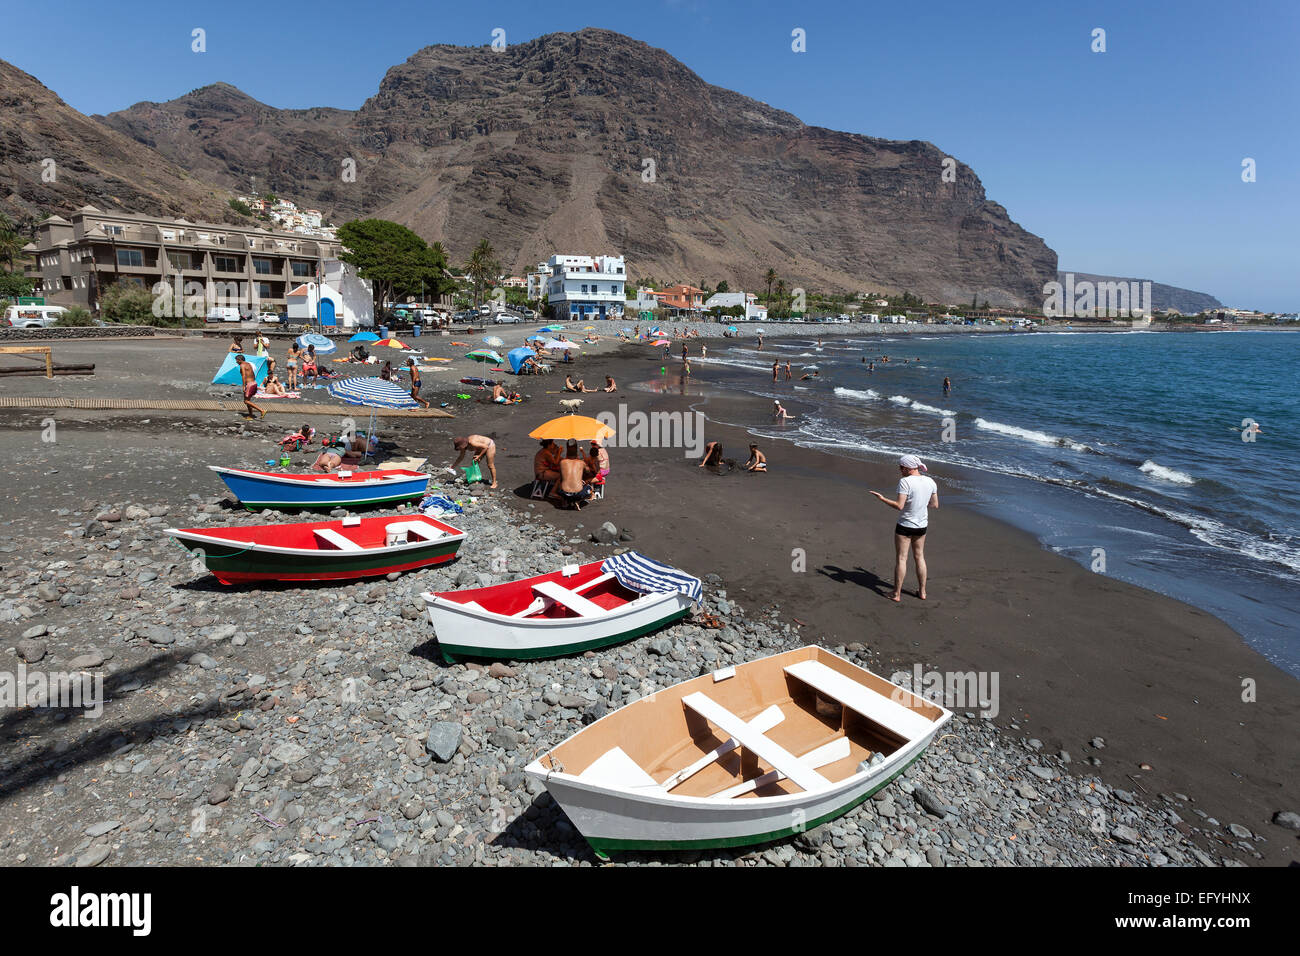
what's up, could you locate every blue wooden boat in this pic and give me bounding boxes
[210,466,430,510]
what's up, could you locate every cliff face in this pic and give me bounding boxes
[1058,272,1223,314]
[0,60,244,224]
[93,28,1057,304]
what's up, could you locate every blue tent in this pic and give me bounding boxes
[507,347,536,374]
[212,353,268,386]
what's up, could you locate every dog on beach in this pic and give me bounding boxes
[559,398,584,412]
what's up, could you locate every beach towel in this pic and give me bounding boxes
[254,390,301,400]
[417,493,463,517]
[601,551,702,603]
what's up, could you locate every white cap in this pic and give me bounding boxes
[899,454,927,472]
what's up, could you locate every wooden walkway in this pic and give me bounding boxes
[0,396,454,417]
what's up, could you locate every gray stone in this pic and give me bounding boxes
[270,742,309,765]
[1272,810,1300,831]
[425,721,462,762]
[85,820,121,837]
[15,638,46,663]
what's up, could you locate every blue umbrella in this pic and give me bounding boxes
[507,347,537,374]
[349,331,379,343]
[298,332,337,354]
[526,334,547,342]
[326,376,420,462]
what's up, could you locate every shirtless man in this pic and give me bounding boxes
[556,441,595,510]
[602,375,617,393]
[784,361,792,380]
[236,354,265,419]
[406,358,429,408]
[772,360,779,382]
[451,434,498,489]
[745,443,767,472]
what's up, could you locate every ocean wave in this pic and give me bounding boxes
[1139,460,1196,485]
[974,417,1090,451]
[833,387,880,401]
[887,395,955,416]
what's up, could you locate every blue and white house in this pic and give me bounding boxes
[545,254,626,321]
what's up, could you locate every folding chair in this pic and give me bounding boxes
[530,479,552,500]
[589,476,606,501]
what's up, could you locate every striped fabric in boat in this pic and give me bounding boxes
[600,551,702,603]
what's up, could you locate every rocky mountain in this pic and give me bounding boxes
[97,29,1056,306]
[1058,271,1222,314]
[0,59,245,226]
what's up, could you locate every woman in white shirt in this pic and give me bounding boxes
[870,454,939,602]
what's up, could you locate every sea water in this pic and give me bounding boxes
[685,330,1300,675]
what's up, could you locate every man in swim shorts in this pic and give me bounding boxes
[556,440,595,509]
[236,354,265,420]
[451,434,498,489]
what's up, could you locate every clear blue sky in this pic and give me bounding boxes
[4,0,1296,310]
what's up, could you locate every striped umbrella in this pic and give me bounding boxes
[297,332,336,354]
[326,376,419,462]
[374,337,409,349]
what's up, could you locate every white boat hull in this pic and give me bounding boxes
[422,590,693,662]
[525,731,941,858]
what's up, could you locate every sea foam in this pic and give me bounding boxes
[1139,460,1196,485]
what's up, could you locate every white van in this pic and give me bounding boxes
[3,304,68,328]
[206,306,242,323]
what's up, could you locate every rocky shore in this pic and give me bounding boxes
[0,455,1265,867]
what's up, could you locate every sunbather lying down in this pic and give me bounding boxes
[564,375,595,393]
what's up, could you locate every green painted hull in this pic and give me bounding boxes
[583,751,923,861]
[178,537,462,584]
[438,608,690,664]
[240,489,426,512]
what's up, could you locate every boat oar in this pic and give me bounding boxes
[711,736,852,799]
[661,705,784,791]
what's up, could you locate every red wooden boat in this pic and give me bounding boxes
[167,513,465,585]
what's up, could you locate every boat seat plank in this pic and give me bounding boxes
[710,735,850,799]
[385,521,440,542]
[784,660,934,741]
[662,705,784,791]
[681,692,830,793]
[531,580,605,618]
[571,571,617,595]
[579,746,665,793]
[313,528,363,552]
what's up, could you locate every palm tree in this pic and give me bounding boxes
[774,279,787,316]
[764,268,777,306]
[0,216,27,274]
[467,239,500,308]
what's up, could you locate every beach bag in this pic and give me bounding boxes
[461,461,483,483]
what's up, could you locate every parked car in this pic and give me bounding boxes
[3,304,67,328]
[258,312,280,323]
[493,311,523,324]
[206,307,242,323]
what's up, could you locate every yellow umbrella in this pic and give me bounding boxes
[374,337,409,349]
[529,415,615,442]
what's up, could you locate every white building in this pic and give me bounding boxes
[545,254,626,321]
[703,291,767,321]
[286,260,373,329]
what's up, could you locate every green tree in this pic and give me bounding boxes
[0,215,28,273]
[716,279,729,294]
[774,278,787,316]
[0,272,34,300]
[228,198,253,216]
[336,219,454,318]
[99,283,155,324]
[466,239,501,308]
[764,268,777,306]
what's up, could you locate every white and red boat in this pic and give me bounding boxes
[421,551,700,662]
[168,513,465,585]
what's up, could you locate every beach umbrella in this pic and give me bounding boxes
[526,334,547,343]
[482,335,504,348]
[652,339,670,346]
[374,337,409,349]
[583,326,596,331]
[726,326,738,332]
[540,325,565,332]
[754,329,765,334]
[529,415,615,441]
[297,332,336,354]
[326,376,420,462]
[466,349,503,364]
[507,347,536,374]
[542,339,570,351]
[348,331,379,343]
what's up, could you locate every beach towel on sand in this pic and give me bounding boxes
[254,390,301,400]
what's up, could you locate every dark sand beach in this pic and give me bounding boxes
[2,331,1296,865]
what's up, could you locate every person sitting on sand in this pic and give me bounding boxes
[491,383,512,405]
[281,423,315,451]
[699,440,724,469]
[229,335,244,354]
[603,375,616,393]
[564,375,594,393]
[451,435,498,489]
[534,439,562,484]
[351,343,370,362]
[773,400,794,421]
[745,443,767,473]
[870,454,939,603]
[555,440,595,510]
[261,370,288,396]
[380,360,393,381]
[235,354,265,420]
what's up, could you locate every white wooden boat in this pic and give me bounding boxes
[421,552,699,662]
[525,646,951,859]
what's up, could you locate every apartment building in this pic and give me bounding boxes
[545,254,626,320]
[25,205,344,314]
